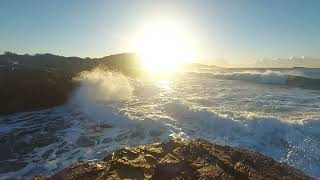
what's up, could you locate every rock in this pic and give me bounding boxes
[0,68,79,115]
[102,138,113,144]
[46,139,312,180]
[154,153,183,179]
[0,53,142,115]
[76,136,95,147]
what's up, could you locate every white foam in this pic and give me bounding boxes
[72,68,134,103]
[1,69,320,179]
[209,70,289,85]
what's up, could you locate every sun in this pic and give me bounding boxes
[134,21,197,73]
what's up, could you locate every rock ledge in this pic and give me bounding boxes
[42,139,311,180]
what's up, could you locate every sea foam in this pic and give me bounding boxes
[1,69,320,178]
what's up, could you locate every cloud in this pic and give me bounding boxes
[255,56,320,68]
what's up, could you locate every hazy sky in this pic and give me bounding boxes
[1,0,320,66]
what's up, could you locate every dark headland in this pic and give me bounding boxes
[0,52,217,115]
[33,139,311,180]
[0,52,141,115]
[1,52,319,115]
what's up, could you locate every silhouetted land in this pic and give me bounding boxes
[0,52,218,115]
[1,52,319,115]
[0,52,141,115]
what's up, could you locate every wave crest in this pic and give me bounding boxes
[72,69,134,103]
[191,70,320,89]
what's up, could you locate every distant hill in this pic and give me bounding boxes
[0,52,219,75]
[0,52,142,74]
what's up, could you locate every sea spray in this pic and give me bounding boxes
[67,68,137,127]
[72,68,134,103]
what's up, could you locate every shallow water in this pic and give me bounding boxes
[1,69,320,179]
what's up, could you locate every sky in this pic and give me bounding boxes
[1,0,320,67]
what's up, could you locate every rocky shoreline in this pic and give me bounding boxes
[35,139,312,180]
[0,53,140,115]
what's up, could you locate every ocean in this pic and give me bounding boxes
[1,68,320,179]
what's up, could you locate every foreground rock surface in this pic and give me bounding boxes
[45,139,311,180]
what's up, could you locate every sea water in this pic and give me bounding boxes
[1,68,320,178]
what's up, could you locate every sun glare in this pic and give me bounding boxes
[134,21,197,73]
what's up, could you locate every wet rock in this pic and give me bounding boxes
[102,138,112,144]
[149,130,163,137]
[41,149,54,159]
[47,139,312,180]
[0,68,79,115]
[0,160,28,173]
[33,135,58,148]
[0,144,15,161]
[99,124,112,129]
[76,136,95,147]
[88,124,112,134]
[0,53,144,115]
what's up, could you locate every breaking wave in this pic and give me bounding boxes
[1,98,319,178]
[72,69,134,103]
[191,70,320,89]
[1,68,320,178]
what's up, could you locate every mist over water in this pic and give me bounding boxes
[73,69,134,102]
[1,68,320,178]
